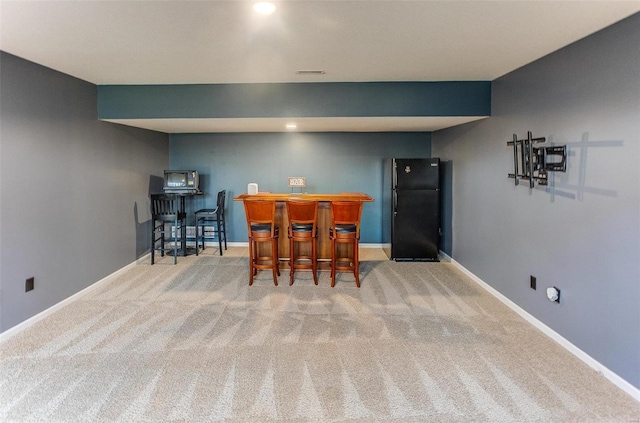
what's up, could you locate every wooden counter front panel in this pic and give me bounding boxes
[236,193,371,269]
[270,202,352,268]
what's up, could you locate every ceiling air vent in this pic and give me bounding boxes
[296,70,325,75]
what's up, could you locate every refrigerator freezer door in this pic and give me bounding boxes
[392,189,440,260]
[394,158,440,191]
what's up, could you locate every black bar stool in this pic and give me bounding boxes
[150,194,186,265]
[195,189,227,256]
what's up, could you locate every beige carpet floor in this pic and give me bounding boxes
[1,247,638,422]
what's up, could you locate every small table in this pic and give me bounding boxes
[170,191,205,256]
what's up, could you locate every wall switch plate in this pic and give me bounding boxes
[26,277,34,292]
[530,276,536,290]
[287,177,306,187]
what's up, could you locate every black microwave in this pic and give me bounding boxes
[163,170,200,193]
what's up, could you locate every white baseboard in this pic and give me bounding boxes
[213,241,248,247]
[446,253,640,402]
[0,255,149,343]
[361,243,385,249]
[439,250,452,262]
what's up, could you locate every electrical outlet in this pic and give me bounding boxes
[547,287,561,303]
[25,277,34,292]
[530,275,536,290]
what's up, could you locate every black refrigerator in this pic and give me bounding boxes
[382,158,440,261]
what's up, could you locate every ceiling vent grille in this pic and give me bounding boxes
[296,70,325,75]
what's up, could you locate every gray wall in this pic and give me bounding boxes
[0,52,170,333]
[169,132,432,243]
[432,14,640,389]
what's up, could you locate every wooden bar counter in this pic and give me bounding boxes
[234,192,373,269]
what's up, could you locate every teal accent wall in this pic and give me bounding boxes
[98,81,491,119]
[169,132,432,243]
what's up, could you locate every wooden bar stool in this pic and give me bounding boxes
[243,199,280,286]
[329,201,363,287]
[286,200,318,285]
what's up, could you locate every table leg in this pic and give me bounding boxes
[181,196,187,255]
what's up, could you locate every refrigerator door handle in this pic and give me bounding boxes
[393,190,398,215]
[392,160,397,189]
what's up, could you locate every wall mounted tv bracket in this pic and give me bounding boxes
[508,131,566,188]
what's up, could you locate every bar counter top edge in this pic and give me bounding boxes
[233,192,374,202]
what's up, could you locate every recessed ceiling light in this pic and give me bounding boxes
[286,123,297,130]
[254,2,276,15]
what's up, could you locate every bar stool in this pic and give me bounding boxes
[286,200,318,285]
[329,201,363,287]
[195,189,227,256]
[243,199,280,286]
[150,194,186,265]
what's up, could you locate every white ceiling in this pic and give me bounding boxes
[2,0,639,133]
[103,116,489,133]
